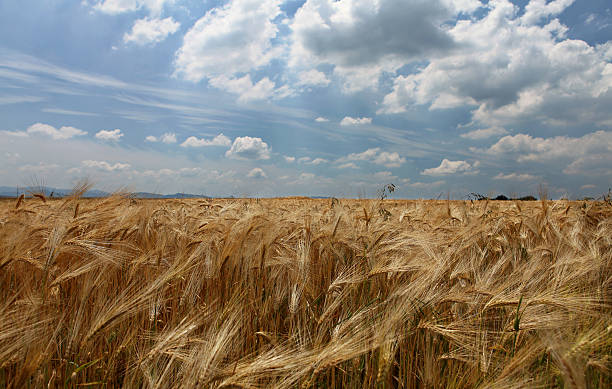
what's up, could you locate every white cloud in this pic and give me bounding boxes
[373,152,405,168]
[208,75,276,102]
[95,129,123,141]
[174,0,282,92]
[298,157,311,163]
[460,127,508,140]
[247,167,267,179]
[26,122,87,140]
[338,147,405,168]
[284,156,296,163]
[373,171,396,181]
[484,130,612,163]
[5,152,20,163]
[521,0,575,25]
[93,0,176,16]
[408,180,445,189]
[493,172,539,181]
[145,132,176,143]
[421,159,474,176]
[19,162,59,173]
[1,130,29,138]
[225,136,271,160]
[296,69,330,87]
[337,162,358,169]
[181,133,231,147]
[299,173,315,180]
[82,160,130,171]
[563,154,612,176]
[314,117,329,122]
[289,0,466,92]
[310,158,328,165]
[160,132,177,144]
[123,17,180,46]
[340,116,372,126]
[41,108,99,116]
[580,184,596,190]
[378,0,612,129]
[0,96,44,105]
[138,167,203,178]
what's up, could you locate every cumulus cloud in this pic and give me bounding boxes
[0,130,29,138]
[378,0,611,128]
[340,116,372,126]
[26,123,87,140]
[460,127,508,140]
[294,156,328,165]
[421,159,475,176]
[19,162,59,173]
[310,158,328,165]
[160,132,177,144]
[138,167,203,178]
[174,0,282,100]
[407,180,445,189]
[289,0,466,92]
[208,75,276,102]
[82,160,130,171]
[93,0,176,17]
[338,147,405,168]
[123,17,180,46]
[225,136,271,160]
[181,133,231,147]
[95,129,123,141]
[145,132,177,143]
[299,173,315,180]
[373,171,396,181]
[284,156,296,163]
[563,154,612,176]
[493,172,539,181]
[521,0,575,25]
[296,70,330,87]
[484,130,612,163]
[337,162,358,169]
[247,167,267,179]
[372,152,405,168]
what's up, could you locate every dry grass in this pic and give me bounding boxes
[0,194,610,388]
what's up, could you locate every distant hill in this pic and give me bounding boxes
[129,192,207,199]
[0,186,208,199]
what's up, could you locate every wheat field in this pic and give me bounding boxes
[0,192,610,388]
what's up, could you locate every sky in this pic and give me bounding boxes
[0,0,611,198]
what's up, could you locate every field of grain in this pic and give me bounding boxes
[0,193,610,388]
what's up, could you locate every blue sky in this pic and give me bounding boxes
[0,0,611,198]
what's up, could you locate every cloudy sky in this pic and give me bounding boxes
[1,0,611,198]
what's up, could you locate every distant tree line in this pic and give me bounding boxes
[468,193,537,201]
